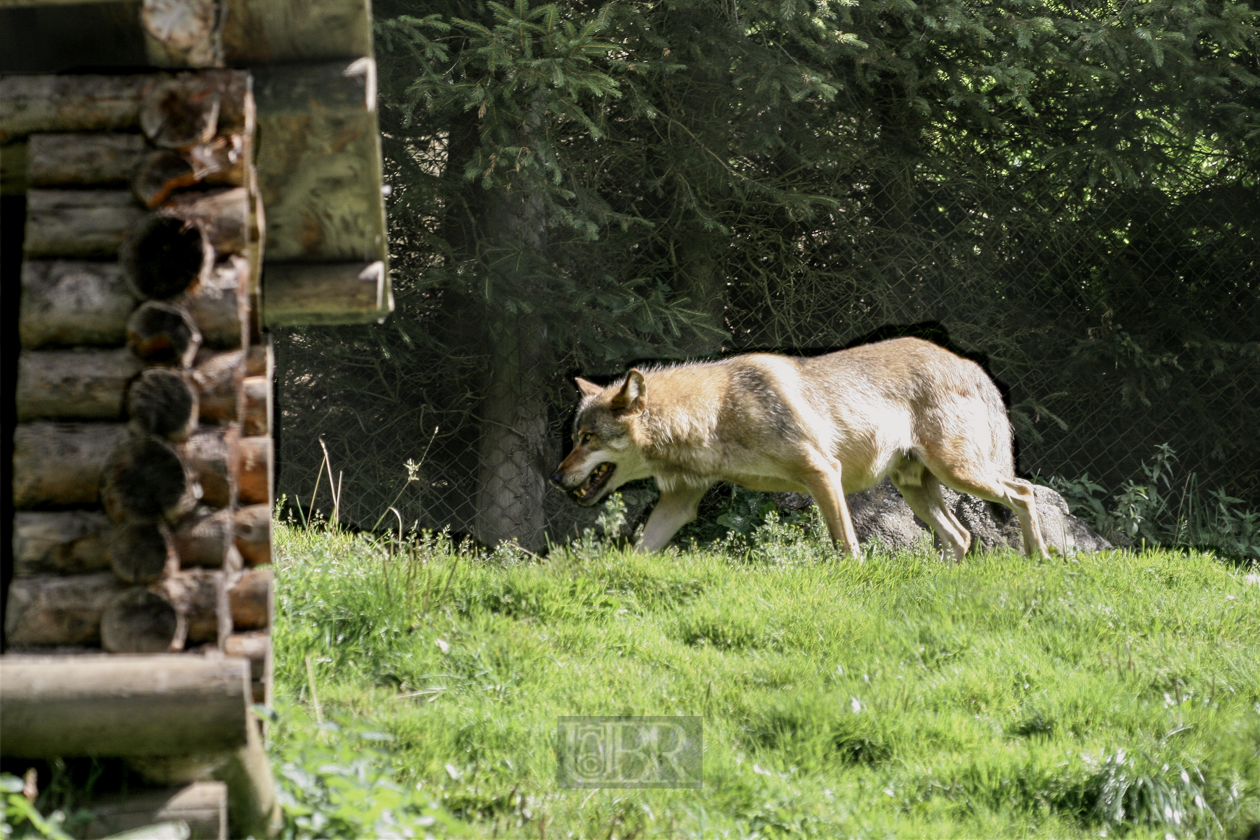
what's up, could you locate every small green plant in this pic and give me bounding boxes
[0,773,72,840]
[271,706,465,840]
[1048,444,1260,560]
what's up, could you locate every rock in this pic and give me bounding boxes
[776,479,1112,556]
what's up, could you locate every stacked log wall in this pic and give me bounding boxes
[5,71,273,707]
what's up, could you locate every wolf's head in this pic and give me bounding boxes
[550,371,651,505]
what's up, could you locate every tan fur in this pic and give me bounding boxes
[551,337,1049,560]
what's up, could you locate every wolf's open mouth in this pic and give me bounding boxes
[572,462,615,502]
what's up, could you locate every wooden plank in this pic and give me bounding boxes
[252,59,387,264]
[221,0,371,64]
[262,260,390,326]
[0,654,250,757]
[80,782,228,840]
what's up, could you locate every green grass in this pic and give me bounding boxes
[270,515,1260,839]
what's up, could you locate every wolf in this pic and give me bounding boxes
[550,337,1049,560]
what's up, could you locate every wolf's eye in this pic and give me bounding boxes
[578,431,594,446]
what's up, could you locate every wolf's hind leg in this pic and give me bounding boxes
[638,484,710,552]
[893,474,971,562]
[930,465,1049,559]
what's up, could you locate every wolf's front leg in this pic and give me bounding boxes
[800,460,862,560]
[637,484,711,552]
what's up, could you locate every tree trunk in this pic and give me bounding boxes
[473,161,550,550]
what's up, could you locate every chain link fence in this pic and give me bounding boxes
[274,161,1260,549]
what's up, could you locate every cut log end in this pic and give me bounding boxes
[140,79,221,150]
[127,368,199,441]
[101,587,181,653]
[121,214,212,300]
[110,520,177,584]
[234,505,271,566]
[127,301,203,366]
[133,149,199,209]
[101,434,197,523]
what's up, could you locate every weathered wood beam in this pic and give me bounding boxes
[262,260,390,326]
[26,133,147,187]
[126,367,199,441]
[79,782,228,840]
[221,0,371,64]
[23,189,146,258]
[109,520,177,584]
[174,507,243,571]
[191,349,244,424]
[3,573,124,647]
[252,60,387,264]
[225,631,271,705]
[0,74,161,142]
[19,261,137,348]
[236,435,271,506]
[16,348,142,422]
[13,422,129,508]
[0,655,250,756]
[228,567,271,631]
[233,504,271,566]
[180,426,239,509]
[127,301,203,367]
[13,511,113,576]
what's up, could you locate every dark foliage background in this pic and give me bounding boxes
[274,0,1260,548]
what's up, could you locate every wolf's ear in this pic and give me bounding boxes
[575,377,602,398]
[610,369,646,414]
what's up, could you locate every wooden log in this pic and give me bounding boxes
[121,213,213,300]
[173,507,243,570]
[228,567,271,631]
[0,74,166,143]
[23,189,146,258]
[180,255,249,349]
[3,572,124,647]
[221,0,372,64]
[139,75,220,150]
[13,510,113,575]
[191,350,244,424]
[133,149,199,208]
[161,569,231,648]
[262,260,390,326]
[127,368,199,441]
[225,631,271,705]
[233,505,271,566]
[26,132,147,187]
[79,782,228,840]
[16,348,141,421]
[180,426,240,508]
[110,520,178,584]
[101,586,181,653]
[0,655,251,756]
[252,60,386,263]
[128,301,203,366]
[22,188,248,262]
[218,716,281,840]
[141,0,225,69]
[190,133,247,185]
[19,260,138,348]
[101,433,198,523]
[164,187,250,256]
[242,375,270,435]
[236,436,271,506]
[245,339,271,378]
[13,422,129,508]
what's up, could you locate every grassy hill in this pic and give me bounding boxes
[271,513,1260,839]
